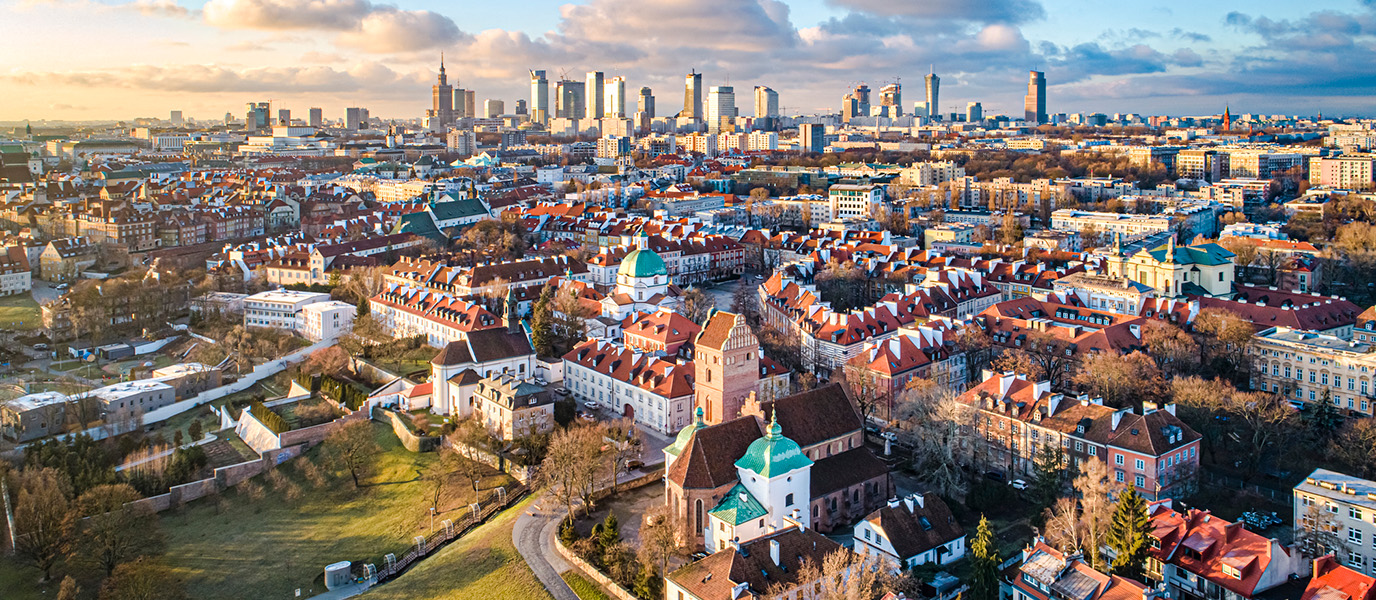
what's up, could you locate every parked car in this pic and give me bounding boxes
[583,401,600,410]
[984,471,1006,483]
[626,460,644,470]
[1010,479,1028,490]
[578,412,596,423]
[555,387,569,396]
[33,343,48,351]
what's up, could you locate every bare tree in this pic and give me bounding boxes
[13,468,71,581]
[324,419,380,488]
[637,504,678,580]
[1042,496,1083,554]
[1073,459,1120,572]
[543,425,604,518]
[793,549,893,600]
[70,483,158,576]
[1295,504,1350,559]
[893,383,971,498]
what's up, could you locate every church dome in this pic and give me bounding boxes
[666,406,707,458]
[618,247,667,279]
[735,412,813,478]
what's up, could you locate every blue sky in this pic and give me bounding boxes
[2,0,1373,120]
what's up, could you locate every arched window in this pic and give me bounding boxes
[694,499,704,533]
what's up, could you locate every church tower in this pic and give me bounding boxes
[693,311,761,424]
[1222,105,1232,132]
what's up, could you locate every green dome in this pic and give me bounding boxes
[735,413,813,478]
[666,407,706,458]
[619,247,667,279]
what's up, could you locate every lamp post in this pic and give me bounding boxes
[430,507,435,532]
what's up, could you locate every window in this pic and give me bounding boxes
[1351,528,1364,544]
[1089,446,1097,456]
[1116,471,1125,483]
[1135,459,1145,471]
[1136,475,1146,488]
[1115,454,1124,466]
[785,493,794,506]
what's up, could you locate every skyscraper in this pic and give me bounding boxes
[556,80,585,119]
[841,83,870,122]
[878,82,901,118]
[606,76,626,118]
[799,123,825,154]
[529,70,549,124]
[924,71,940,119]
[169,110,183,126]
[484,99,505,118]
[754,86,779,118]
[1024,70,1047,124]
[308,107,323,128]
[277,109,291,125]
[966,102,983,123]
[637,87,655,118]
[345,107,368,130]
[432,55,454,126]
[245,102,270,130]
[585,71,604,121]
[682,70,703,121]
[453,89,475,119]
[514,99,527,115]
[707,85,736,134]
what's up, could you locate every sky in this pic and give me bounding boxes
[2,0,1374,122]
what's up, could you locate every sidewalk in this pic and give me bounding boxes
[305,581,370,600]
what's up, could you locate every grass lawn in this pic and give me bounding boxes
[154,421,516,600]
[0,293,42,331]
[562,571,611,600]
[0,556,59,600]
[360,494,553,600]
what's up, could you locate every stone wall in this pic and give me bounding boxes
[440,437,536,484]
[554,535,639,600]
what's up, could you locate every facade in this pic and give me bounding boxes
[1013,540,1163,600]
[585,71,604,121]
[430,58,454,127]
[529,69,549,124]
[707,86,736,134]
[428,325,538,417]
[1145,501,1303,600]
[1024,70,1046,124]
[92,380,175,425]
[1294,469,1376,576]
[664,527,842,600]
[1051,209,1174,239]
[682,70,703,121]
[827,184,884,221]
[39,236,97,282]
[243,289,331,330]
[1251,326,1376,414]
[1104,239,1235,299]
[562,339,696,434]
[0,392,70,442]
[471,373,554,441]
[693,311,789,425]
[1310,155,1376,189]
[297,300,355,342]
[853,493,965,570]
[0,245,32,296]
[925,72,940,119]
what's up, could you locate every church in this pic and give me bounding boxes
[599,233,683,319]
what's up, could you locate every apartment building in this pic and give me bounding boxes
[92,380,176,425]
[1310,155,1376,189]
[297,300,355,342]
[562,339,696,434]
[1146,502,1304,600]
[0,246,32,296]
[1294,469,1376,576]
[471,373,554,441]
[1250,326,1376,415]
[243,289,331,330]
[827,184,884,221]
[1051,209,1174,239]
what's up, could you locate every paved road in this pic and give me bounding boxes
[512,496,579,600]
[30,280,60,306]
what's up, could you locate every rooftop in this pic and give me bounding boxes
[1296,468,1376,511]
[245,289,332,304]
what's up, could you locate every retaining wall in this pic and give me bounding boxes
[554,536,639,600]
[440,437,536,484]
[377,408,438,452]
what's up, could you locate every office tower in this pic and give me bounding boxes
[605,75,626,118]
[1024,70,1046,124]
[224,112,234,125]
[529,70,549,124]
[585,71,604,121]
[966,102,983,123]
[277,109,291,125]
[877,82,901,118]
[515,99,527,115]
[753,86,779,118]
[682,70,703,120]
[707,85,736,134]
[841,83,870,122]
[245,102,270,130]
[637,87,655,118]
[169,110,183,126]
[452,89,475,119]
[924,71,940,119]
[432,55,454,126]
[799,123,825,153]
[484,99,505,118]
[309,107,323,128]
[345,107,366,130]
[556,80,585,119]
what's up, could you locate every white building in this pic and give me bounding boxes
[853,493,966,571]
[243,289,332,330]
[704,415,813,553]
[562,339,695,434]
[1294,468,1376,575]
[297,300,356,342]
[827,184,884,221]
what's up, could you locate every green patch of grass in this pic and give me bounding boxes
[562,571,612,600]
[0,557,58,600]
[0,294,42,331]
[360,494,552,600]
[154,422,516,600]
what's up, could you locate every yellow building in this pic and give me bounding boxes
[1105,238,1235,299]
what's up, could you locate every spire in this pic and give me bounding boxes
[766,408,781,439]
[694,406,705,427]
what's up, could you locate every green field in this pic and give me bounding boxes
[153,421,516,600]
[562,571,612,600]
[0,293,42,331]
[360,494,553,600]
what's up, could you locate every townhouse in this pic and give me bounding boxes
[1145,502,1303,600]
[1294,469,1376,576]
[368,284,504,348]
[562,339,696,434]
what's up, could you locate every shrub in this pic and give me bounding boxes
[295,401,339,428]
[249,402,289,434]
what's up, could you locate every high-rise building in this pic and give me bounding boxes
[799,123,825,154]
[432,55,454,127]
[484,99,505,118]
[605,76,626,118]
[529,70,549,124]
[169,110,183,126]
[707,86,736,134]
[1024,70,1047,124]
[514,99,527,115]
[454,89,476,119]
[277,109,291,126]
[878,82,901,118]
[345,107,368,130]
[966,102,983,123]
[585,71,604,121]
[556,80,585,119]
[682,70,703,121]
[245,102,270,130]
[753,86,779,118]
[925,71,940,119]
[841,83,870,122]
[637,87,655,118]
[308,108,323,128]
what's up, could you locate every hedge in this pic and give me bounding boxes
[319,375,367,410]
[249,401,289,434]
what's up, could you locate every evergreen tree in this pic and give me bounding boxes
[598,512,620,551]
[1107,487,1151,580]
[970,515,1000,600]
[1309,388,1342,443]
[530,285,556,357]
[1030,443,1066,512]
[356,297,370,319]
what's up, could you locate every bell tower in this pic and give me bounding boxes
[693,311,761,424]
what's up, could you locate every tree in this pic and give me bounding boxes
[991,328,1075,389]
[999,212,1025,245]
[355,297,370,319]
[57,576,80,600]
[793,549,891,600]
[1219,237,1259,280]
[1330,418,1376,478]
[602,419,641,494]
[637,505,678,581]
[324,419,380,488]
[1142,320,1199,377]
[543,425,603,518]
[188,419,203,443]
[71,483,158,576]
[1106,487,1151,580]
[13,467,72,581]
[1073,459,1119,571]
[1192,308,1255,379]
[551,285,594,352]
[1071,351,1166,410]
[892,384,970,498]
[956,322,995,385]
[1231,390,1300,479]
[1308,388,1343,445]
[969,516,1000,600]
[530,284,557,357]
[301,346,349,376]
[98,557,186,600]
[1029,443,1066,512]
[1042,496,1083,554]
[1295,504,1350,559]
[840,360,889,424]
[731,278,759,325]
[677,287,715,325]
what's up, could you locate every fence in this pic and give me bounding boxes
[370,484,530,584]
[1203,472,1295,506]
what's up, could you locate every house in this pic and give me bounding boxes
[39,236,97,282]
[854,493,965,570]
[1145,501,1303,600]
[0,392,70,442]
[622,308,701,357]
[1011,539,1165,600]
[243,289,331,330]
[471,373,554,441]
[562,339,697,434]
[0,245,32,296]
[428,319,537,417]
[1250,327,1376,415]
[1294,469,1376,575]
[1300,555,1376,600]
[664,526,843,600]
[90,380,175,426]
[296,300,355,342]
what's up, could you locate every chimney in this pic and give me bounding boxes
[1048,394,1062,416]
[1129,323,1141,339]
[912,492,925,510]
[999,371,1016,395]
[769,538,781,567]
[1112,408,1129,430]
[1033,380,1050,399]
[887,497,900,509]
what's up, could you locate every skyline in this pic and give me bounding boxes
[3,0,1375,121]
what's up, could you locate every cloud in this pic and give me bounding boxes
[825,0,1045,24]
[0,63,422,95]
[1170,28,1211,42]
[1171,48,1203,67]
[202,0,465,52]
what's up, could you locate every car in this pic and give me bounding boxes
[626,460,644,470]
[583,401,600,410]
[578,413,596,423]
[984,471,1006,483]
[54,283,68,290]
[555,387,569,396]
[33,343,48,351]
[1010,479,1028,490]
